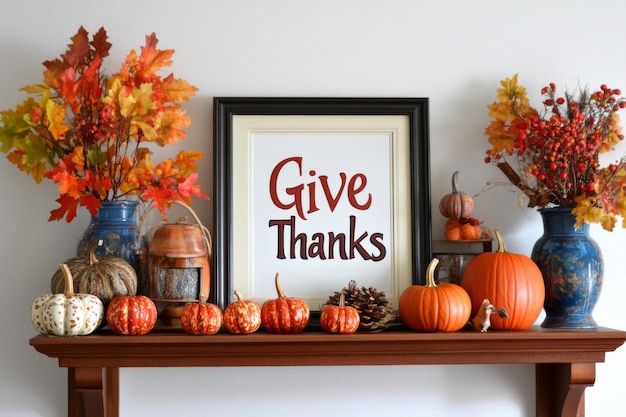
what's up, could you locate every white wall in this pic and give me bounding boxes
[1,1,625,416]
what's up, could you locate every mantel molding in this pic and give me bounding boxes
[30,326,626,417]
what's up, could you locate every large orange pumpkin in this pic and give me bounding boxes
[399,258,472,332]
[461,229,545,329]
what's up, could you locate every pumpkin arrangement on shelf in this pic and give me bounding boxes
[31,264,104,336]
[461,230,545,330]
[32,241,545,336]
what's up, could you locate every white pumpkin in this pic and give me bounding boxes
[31,264,104,336]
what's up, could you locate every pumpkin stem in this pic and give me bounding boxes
[60,264,74,295]
[494,229,507,253]
[274,272,286,298]
[234,290,244,302]
[88,239,104,265]
[425,258,440,288]
[339,292,346,308]
[198,293,206,304]
[451,171,462,194]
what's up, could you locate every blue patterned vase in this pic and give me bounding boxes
[530,208,603,328]
[76,201,145,279]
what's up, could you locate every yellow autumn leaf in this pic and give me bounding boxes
[119,83,157,118]
[497,74,529,105]
[154,108,192,146]
[159,74,198,103]
[70,147,85,172]
[45,100,69,140]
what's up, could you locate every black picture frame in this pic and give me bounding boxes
[212,97,431,311]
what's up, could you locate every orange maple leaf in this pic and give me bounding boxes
[48,195,81,222]
[138,33,174,77]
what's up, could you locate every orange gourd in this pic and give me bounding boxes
[399,258,472,332]
[461,229,545,330]
[439,171,474,219]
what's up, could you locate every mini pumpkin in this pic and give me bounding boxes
[106,294,157,335]
[399,258,472,332]
[261,273,310,333]
[181,294,223,335]
[51,239,137,307]
[320,293,360,334]
[461,229,545,330]
[31,264,104,336]
[439,171,474,219]
[223,291,262,334]
[445,218,482,241]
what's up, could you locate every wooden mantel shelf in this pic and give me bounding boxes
[30,326,626,417]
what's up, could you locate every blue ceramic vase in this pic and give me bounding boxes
[76,201,145,278]
[530,208,603,328]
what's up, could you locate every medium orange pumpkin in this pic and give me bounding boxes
[439,171,474,219]
[461,229,545,330]
[261,273,310,333]
[399,258,472,332]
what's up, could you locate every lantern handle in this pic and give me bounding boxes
[138,201,213,259]
[170,200,213,259]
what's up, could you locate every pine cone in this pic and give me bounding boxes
[327,280,361,307]
[326,281,396,332]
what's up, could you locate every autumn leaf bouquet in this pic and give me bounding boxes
[484,74,626,231]
[0,26,206,222]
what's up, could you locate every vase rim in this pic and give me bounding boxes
[99,200,139,207]
[538,207,573,214]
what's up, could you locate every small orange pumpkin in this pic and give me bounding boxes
[106,295,157,335]
[445,218,482,241]
[180,294,223,335]
[399,258,472,332]
[223,291,262,334]
[461,229,545,330]
[261,273,310,333]
[320,293,360,334]
[439,171,474,219]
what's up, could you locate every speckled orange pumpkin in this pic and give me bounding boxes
[106,295,157,335]
[261,273,310,333]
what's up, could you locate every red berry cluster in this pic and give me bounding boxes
[486,82,625,207]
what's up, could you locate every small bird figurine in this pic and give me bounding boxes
[472,298,509,332]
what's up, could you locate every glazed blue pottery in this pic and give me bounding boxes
[76,201,145,280]
[531,208,603,328]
